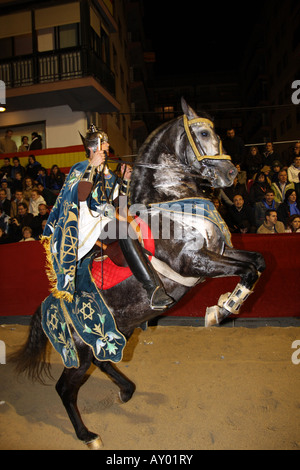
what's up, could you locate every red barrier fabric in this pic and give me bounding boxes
[0,234,299,318]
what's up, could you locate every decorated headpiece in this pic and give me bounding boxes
[79,124,109,157]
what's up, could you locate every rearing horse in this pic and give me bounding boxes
[12,99,265,449]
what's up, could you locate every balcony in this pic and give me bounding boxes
[0,47,119,113]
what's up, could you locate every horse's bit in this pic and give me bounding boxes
[183,114,231,163]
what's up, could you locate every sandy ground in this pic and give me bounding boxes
[0,323,300,451]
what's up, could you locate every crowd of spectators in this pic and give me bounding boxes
[212,130,300,234]
[0,154,65,244]
[0,127,300,245]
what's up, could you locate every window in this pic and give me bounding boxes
[38,23,80,52]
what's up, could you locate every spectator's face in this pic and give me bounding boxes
[265,192,274,204]
[288,191,297,203]
[18,205,27,216]
[278,171,287,183]
[266,212,277,225]
[291,217,300,231]
[233,195,244,209]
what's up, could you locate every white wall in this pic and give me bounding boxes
[0,105,87,149]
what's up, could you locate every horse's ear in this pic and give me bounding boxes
[181,97,198,119]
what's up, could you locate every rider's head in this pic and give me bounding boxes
[80,124,109,158]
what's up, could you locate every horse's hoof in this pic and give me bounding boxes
[205,306,220,327]
[86,436,103,450]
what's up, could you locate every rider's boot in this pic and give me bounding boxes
[118,236,174,310]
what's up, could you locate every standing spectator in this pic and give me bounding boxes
[277,189,300,227]
[245,146,262,179]
[10,171,24,195]
[271,169,295,203]
[49,164,65,194]
[18,136,29,152]
[26,155,41,181]
[226,194,256,233]
[29,132,42,150]
[249,171,271,206]
[287,156,300,184]
[223,128,245,166]
[254,189,279,228]
[28,189,46,216]
[0,129,17,154]
[285,215,300,233]
[0,188,11,215]
[257,210,285,234]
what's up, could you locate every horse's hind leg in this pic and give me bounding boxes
[55,364,103,449]
[93,359,136,403]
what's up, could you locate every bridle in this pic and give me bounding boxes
[183,114,231,162]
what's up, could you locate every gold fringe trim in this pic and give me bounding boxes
[40,236,74,303]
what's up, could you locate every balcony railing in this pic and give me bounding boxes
[0,47,115,96]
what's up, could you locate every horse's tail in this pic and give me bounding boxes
[10,305,52,384]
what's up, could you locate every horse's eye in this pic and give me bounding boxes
[201,131,209,137]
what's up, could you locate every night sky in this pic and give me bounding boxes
[143,1,266,76]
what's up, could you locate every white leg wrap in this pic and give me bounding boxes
[222,283,253,315]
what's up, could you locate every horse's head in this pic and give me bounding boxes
[177,98,237,188]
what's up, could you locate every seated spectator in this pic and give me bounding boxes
[235,163,247,188]
[277,189,300,227]
[32,203,49,238]
[11,156,25,180]
[10,189,28,218]
[0,226,11,244]
[285,214,300,233]
[222,176,249,206]
[18,136,29,152]
[249,171,271,206]
[245,146,262,179]
[262,142,280,167]
[8,202,34,242]
[23,176,35,202]
[286,142,300,167]
[37,182,57,206]
[271,169,295,203]
[226,194,256,233]
[10,171,23,194]
[287,155,300,184]
[0,188,11,216]
[49,164,65,194]
[19,226,35,242]
[270,160,282,184]
[1,178,11,200]
[212,196,228,220]
[0,207,9,233]
[25,155,41,181]
[254,189,279,228]
[257,209,285,234]
[0,157,13,179]
[37,167,50,188]
[28,189,47,216]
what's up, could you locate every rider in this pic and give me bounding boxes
[43,125,173,311]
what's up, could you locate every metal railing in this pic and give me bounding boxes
[0,47,115,96]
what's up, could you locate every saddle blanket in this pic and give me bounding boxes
[41,254,127,368]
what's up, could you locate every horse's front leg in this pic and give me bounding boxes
[181,246,261,327]
[203,247,265,327]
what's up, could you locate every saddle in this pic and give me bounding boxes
[91,217,155,290]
